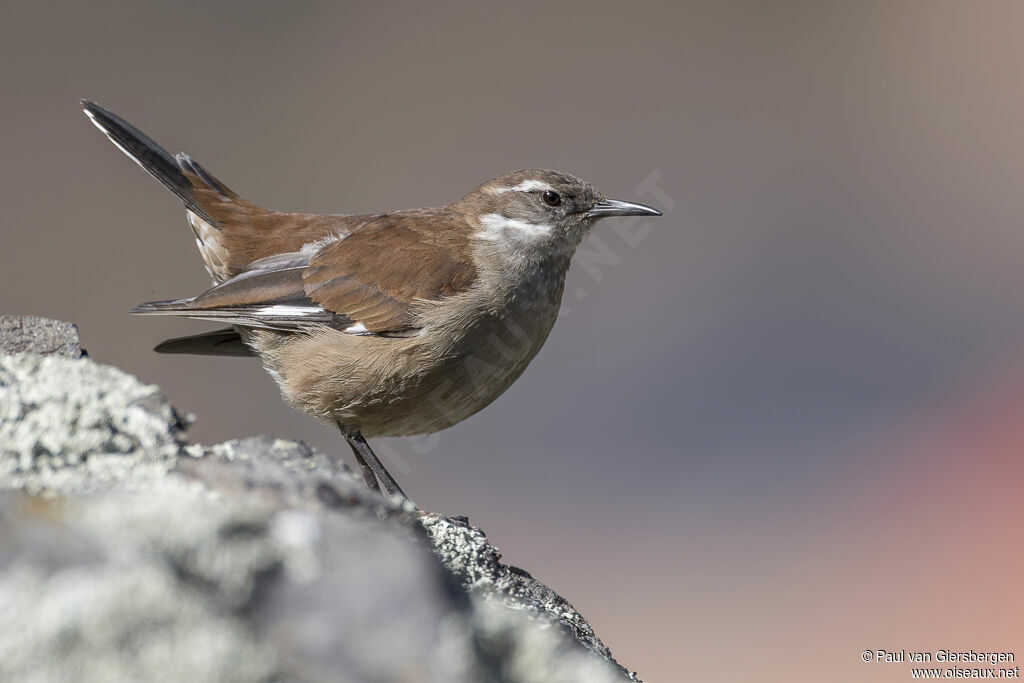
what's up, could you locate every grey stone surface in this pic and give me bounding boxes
[0,315,83,358]
[0,318,638,682]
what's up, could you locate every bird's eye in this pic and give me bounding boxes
[542,190,561,207]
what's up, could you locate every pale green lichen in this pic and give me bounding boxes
[0,354,185,495]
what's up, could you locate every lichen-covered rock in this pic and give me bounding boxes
[422,514,628,673]
[0,319,638,682]
[0,354,188,495]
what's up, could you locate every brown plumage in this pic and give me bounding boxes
[304,210,478,333]
[83,100,662,498]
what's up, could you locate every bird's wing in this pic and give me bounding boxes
[304,211,478,334]
[131,258,346,331]
[132,211,477,334]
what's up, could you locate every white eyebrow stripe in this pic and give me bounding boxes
[477,213,553,239]
[493,179,554,194]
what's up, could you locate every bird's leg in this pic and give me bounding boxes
[340,429,380,492]
[350,432,406,498]
[337,423,406,499]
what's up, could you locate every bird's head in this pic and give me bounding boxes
[457,169,661,260]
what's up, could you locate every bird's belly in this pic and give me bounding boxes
[253,300,560,437]
[362,305,559,436]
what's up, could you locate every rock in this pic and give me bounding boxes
[0,318,639,682]
[0,354,186,495]
[0,315,83,358]
[422,514,621,664]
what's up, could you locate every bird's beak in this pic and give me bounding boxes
[585,198,662,218]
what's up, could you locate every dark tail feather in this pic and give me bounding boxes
[82,100,223,223]
[175,152,239,198]
[154,328,254,357]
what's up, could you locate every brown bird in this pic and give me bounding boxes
[83,100,661,499]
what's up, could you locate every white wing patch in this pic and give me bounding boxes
[299,232,346,257]
[255,305,325,317]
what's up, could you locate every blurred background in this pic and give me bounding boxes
[2,1,1023,680]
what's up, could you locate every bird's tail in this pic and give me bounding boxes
[83,100,342,283]
[82,100,268,282]
[82,100,238,226]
